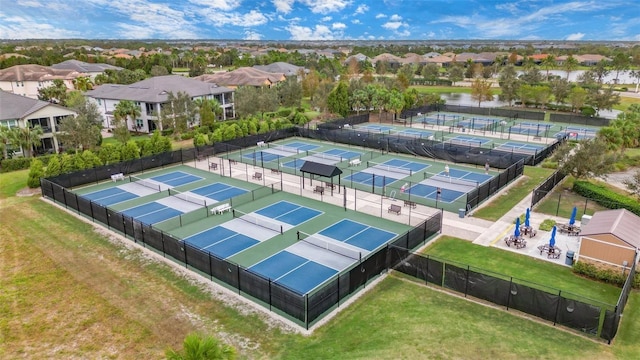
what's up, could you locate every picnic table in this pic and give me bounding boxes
[537,244,562,259]
[403,200,417,209]
[324,182,336,189]
[558,224,580,236]
[519,225,537,238]
[504,235,527,249]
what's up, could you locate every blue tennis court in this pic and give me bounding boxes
[184,226,260,258]
[150,171,202,187]
[255,201,322,226]
[408,184,465,202]
[555,127,597,140]
[81,186,138,206]
[319,219,396,252]
[457,117,498,130]
[344,171,398,187]
[324,148,361,160]
[509,122,552,135]
[447,135,492,146]
[496,142,545,153]
[445,168,493,184]
[249,251,337,294]
[121,201,183,225]
[281,158,307,170]
[356,124,393,132]
[280,141,319,152]
[396,129,434,138]
[243,151,281,162]
[190,183,248,202]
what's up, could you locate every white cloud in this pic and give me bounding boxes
[332,22,346,30]
[321,16,332,22]
[566,32,585,40]
[244,30,263,40]
[0,14,80,38]
[286,24,342,40]
[375,13,387,19]
[299,0,352,14]
[389,14,402,21]
[354,4,368,15]
[431,1,618,39]
[200,9,269,27]
[188,0,241,11]
[382,21,403,31]
[272,0,295,13]
[351,19,361,24]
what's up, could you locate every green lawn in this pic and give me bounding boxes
[473,166,555,221]
[101,134,150,146]
[422,236,620,305]
[0,169,29,198]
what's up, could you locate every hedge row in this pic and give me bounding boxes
[573,180,640,216]
[572,261,640,288]
[0,154,55,173]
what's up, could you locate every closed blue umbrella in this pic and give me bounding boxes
[525,208,531,227]
[569,206,577,225]
[514,217,521,237]
[550,226,557,247]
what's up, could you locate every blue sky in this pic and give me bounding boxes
[1,0,639,41]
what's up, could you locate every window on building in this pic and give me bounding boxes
[145,103,155,115]
[135,119,144,129]
[28,117,51,132]
[0,120,18,128]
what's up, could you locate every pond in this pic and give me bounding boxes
[438,93,621,119]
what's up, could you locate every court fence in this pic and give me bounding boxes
[40,171,444,329]
[401,104,546,122]
[530,170,567,208]
[549,113,610,127]
[387,248,626,343]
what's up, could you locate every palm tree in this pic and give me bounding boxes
[541,54,556,81]
[114,100,142,133]
[165,333,236,360]
[73,76,94,91]
[14,125,44,158]
[0,125,18,159]
[563,55,580,80]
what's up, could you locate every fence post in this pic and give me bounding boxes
[553,290,562,326]
[556,193,562,216]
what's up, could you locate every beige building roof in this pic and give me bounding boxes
[194,67,285,87]
[580,209,640,248]
[0,64,87,82]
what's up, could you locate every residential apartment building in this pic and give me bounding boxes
[51,60,123,80]
[0,64,87,99]
[85,75,234,133]
[0,90,77,156]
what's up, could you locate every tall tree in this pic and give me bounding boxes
[327,81,350,117]
[386,89,404,122]
[72,76,93,91]
[562,55,580,80]
[567,86,588,113]
[163,91,197,136]
[58,97,103,152]
[421,63,440,81]
[15,125,44,158]
[276,77,303,108]
[447,64,464,86]
[611,52,630,84]
[498,64,520,106]
[549,78,571,105]
[0,125,18,160]
[541,54,556,80]
[37,79,68,104]
[552,139,616,180]
[470,78,493,107]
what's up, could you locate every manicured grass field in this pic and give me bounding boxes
[473,166,555,221]
[422,236,620,305]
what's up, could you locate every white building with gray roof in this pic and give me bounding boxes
[85,75,234,133]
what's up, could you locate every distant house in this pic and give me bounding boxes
[194,67,286,88]
[577,209,640,270]
[372,53,402,71]
[85,75,234,133]
[252,62,308,77]
[0,90,77,156]
[556,54,611,66]
[343,53,371,65]
[0,64,88,99]
[51,60,123,80]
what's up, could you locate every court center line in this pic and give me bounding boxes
[274,260,312,282]
[201,232,238,250]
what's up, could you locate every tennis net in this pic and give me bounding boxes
[232,209,283,234]
[367,161,413,176]
[297,231,362,261]
[307,150,343,162]
[424,172,479,189]
[129,175,162,192]
[268,144,300,154]
[168,188,209,207]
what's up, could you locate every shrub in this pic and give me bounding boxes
[180,131,194,140]
[0,157,32,172]
[539,219,556,231]
[27,158,44,188]
[277,108,292,117]
[572,261,639,288]
[580,106,596,116]
[573,180,640,216]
